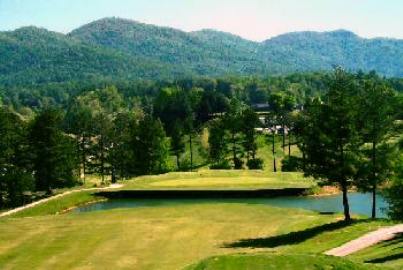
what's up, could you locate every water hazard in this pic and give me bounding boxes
[74,193,388,218]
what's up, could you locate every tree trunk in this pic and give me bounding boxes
[272,132,277,172]
[111,167,116,183]
[81,135,86,184]
[189,134,193,172]
[288,132,291,158]
[232,132,236,167]
[100,135,105,184]
[302,143,306,171]
[372,184,377,219]
[176,154,180,170]
[341,183,351,221]
[371,141,377,219]
[282,124,285,152]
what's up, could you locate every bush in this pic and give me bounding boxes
[385,179,403,220]
[210,160,231,170]
[385,156,403,220]
[247,158,264,170]
[234,157,244,169]
[281,156,302,172]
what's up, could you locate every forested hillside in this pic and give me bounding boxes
[1,17,402,88]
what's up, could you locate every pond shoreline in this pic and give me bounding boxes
[96,188,309,199]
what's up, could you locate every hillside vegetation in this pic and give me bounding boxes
[1,17,403,87]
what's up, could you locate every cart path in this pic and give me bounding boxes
[0,183,123,218]
[324,224,403,257]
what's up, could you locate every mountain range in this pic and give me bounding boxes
[1,17,402,86]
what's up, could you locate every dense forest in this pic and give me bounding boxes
[1,17,403,87]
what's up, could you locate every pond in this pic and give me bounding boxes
[74,193,389,218]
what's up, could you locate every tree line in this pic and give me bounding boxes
[0,70,402,221]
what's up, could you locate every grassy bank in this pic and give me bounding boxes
[9,191,101,218]
[185,254,384,270]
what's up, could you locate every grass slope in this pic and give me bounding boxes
[1,170,399,269]
[0,204,334,270]
[349,233,403,269]
[185,254,384,270]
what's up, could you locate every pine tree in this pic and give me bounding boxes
[0,107,34,207]
[300,69,361,221]
[131,115,170,175]
[356,77,397,218]
[29,108,78,193]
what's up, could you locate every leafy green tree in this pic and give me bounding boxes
[268,92,296,153]
[208,119,229,169]
[108,110,142,181]
[355,78,397,218]
[154,87,196,171]
[29,108,78,193]
[384,140,403,220]
[170,121,186,170]
[223,99,246,169]
[131,115,170,175]
[265,113,278,172]
[299,69,361,221]
[241,108,260,162]
[74,86,124,183]
[0,107,34,207]
[64,96,96,183]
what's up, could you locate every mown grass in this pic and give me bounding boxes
[0,204,335,270]
[122,170,315,190]
[1,201,395,270]
[225,219,394,254]
[184,254,384,270]
[1,168,399,269]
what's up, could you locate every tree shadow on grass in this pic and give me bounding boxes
[366,253,403,263]
[365,233,403,264]
[224,220,362,249]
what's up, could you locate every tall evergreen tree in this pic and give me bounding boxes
[131,115,170,175]
[29,108,78,193]
[208,119,229,168]
[0,107,34,207]
[385,139,403,220]
[223,99,246,169]
[299,69,361,221]
[356,78,397,218]
[170,121,186,170]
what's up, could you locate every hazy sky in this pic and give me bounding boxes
[1,0,402,41]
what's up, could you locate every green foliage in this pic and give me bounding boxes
[281,156,302,172]
[1,18,402,90]
[0,107,34,207]
[131,115,170,175]
[299,69,362,220]
[384,143,403,220]
[246,158,264,170]
[29,108,78,192]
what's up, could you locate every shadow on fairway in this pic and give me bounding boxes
[224,220,361,249]
[365,233,403,264]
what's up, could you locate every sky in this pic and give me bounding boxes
[0,0,402,41]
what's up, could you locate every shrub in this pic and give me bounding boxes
[234,157,244,169]
[210,160,231,170]
[281,156,302,172]
[247,158,264,170]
